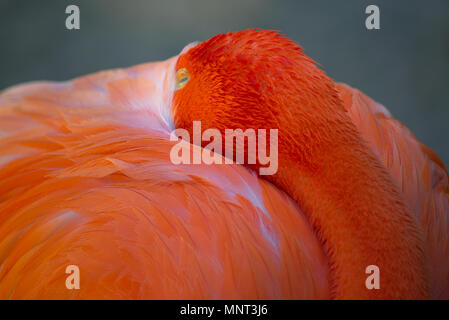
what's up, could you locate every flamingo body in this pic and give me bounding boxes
[0,30,448,299]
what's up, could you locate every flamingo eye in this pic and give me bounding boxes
[175,68,190,90]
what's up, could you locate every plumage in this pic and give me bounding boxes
[337,83,449,298]
[0,30,447,299]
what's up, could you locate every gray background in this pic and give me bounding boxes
[1,0,448,166]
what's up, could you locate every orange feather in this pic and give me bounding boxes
[0,30,447,299]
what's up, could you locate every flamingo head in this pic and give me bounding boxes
[172,29,346,173]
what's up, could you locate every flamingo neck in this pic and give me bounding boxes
[171,35,429,297]
[270,103,429,299]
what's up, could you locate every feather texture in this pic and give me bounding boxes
[0,62,329,299]
[337,83,449,299]
[0,31,447,299]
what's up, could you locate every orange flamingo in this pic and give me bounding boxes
[0,30,447,299]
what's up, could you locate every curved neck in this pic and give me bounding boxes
[271,109,429,299]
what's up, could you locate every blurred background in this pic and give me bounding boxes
[1,0,448,165]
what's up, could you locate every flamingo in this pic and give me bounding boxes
[0,30,447,300]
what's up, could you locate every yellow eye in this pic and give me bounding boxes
[175,68,190,90]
